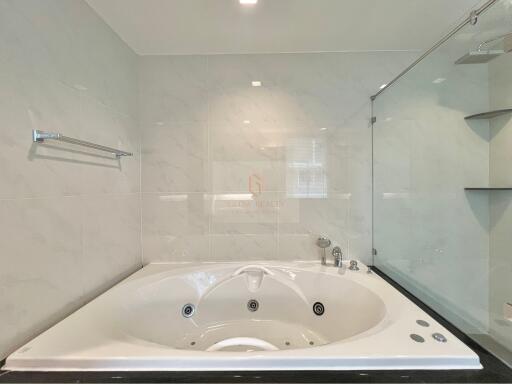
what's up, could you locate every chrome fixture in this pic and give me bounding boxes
[181,303,195,318]
[331,246,343,267]
[32,129,133,158]
[349,260,360,271]
[316,237,331,265]
[455,33,512,64]
[469,10,478,25]
[247,299,259,312]
[455,49,503,64]
[410,334,425,343]
[312,302,325,316]
[371,0,498,99]
[417,320,430,327]
[432,333,447,343]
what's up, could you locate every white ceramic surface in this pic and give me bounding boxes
[0,0,141,360]
[5,261,481,371]
[139,52,419,265]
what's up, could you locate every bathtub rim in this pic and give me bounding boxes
[115,261,390,351]
[4,260,483,372]
[1,265,512,382]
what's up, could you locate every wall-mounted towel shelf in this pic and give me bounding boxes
[465,187,512,190]
[32,130,133,158]
[464,109,512,120]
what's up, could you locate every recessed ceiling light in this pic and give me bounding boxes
[379,84,387,90]
[243,120,251,124]
[251,81,262,87]
[320,127,328,131]
[240,0,258,4]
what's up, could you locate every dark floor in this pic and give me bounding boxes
[1,267,511,383]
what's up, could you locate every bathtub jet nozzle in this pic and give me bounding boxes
[181,304,195,318]
[247,299,259,312]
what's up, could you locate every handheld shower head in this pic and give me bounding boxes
[317,237,331,265]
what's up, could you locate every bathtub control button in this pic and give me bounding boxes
[432,333,447,343]
[349,260,360,271]
[247,299,259,312]
[410,334,425,343]
[416,320,430,327]
[181,303,195,318]
[313,302,325,316]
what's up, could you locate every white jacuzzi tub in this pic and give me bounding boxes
[5,261,481,371]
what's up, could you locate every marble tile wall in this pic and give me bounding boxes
[489,52,512,354]
[373,38,491,330]
[139,52,418,265]
[372,1,512,364]
[0,0,141,359]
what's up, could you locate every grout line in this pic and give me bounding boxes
[487,81,491,277]
[0,192,141,202]
[206,55,213,260]
[370,98,375,267]
[137,49,423,57]
[139,136,144,267]
[138,62,144,267]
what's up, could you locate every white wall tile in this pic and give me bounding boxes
[142,193,210,263]
[278,193,350,260]
[81,194,142,298]
[209,192,279,260]
[489,53,512,352]
[210,234,278,261]
[140,52,418,265]
[372,33,492,333]
[0,0,141,360]
[138,56,209,123]
[142,122,208,193]
[0,197,83,359]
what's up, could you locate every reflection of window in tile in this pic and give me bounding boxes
[286,138,327,198]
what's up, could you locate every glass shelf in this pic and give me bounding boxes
[464,109,512,120]
[465,187,512,190]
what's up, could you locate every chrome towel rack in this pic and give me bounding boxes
[32,130,133,158]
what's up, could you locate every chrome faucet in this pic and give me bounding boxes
[316,237,331,265]
[332,246,343,268]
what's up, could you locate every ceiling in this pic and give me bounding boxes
[85,0,483,56]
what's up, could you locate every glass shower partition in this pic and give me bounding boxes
[372,0,512,366]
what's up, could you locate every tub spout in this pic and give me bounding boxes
[332,246,343,268]
[232,265,275,277]
[232,265,274,292]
